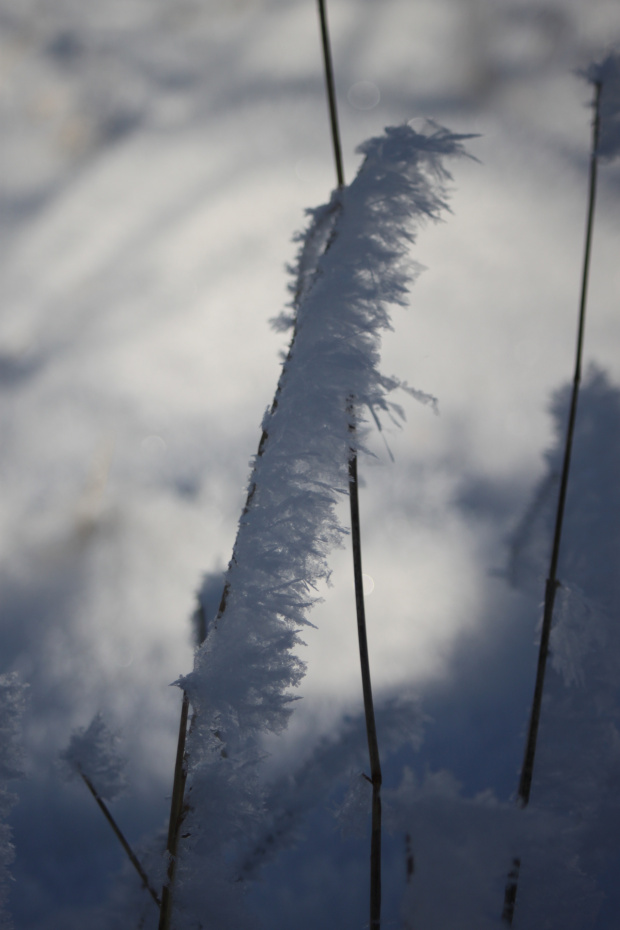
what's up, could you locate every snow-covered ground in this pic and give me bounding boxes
[1,1,620,927]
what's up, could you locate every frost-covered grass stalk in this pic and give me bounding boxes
[502,53,620,925]
[162,122,468,929]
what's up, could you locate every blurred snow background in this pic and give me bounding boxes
[1,0,620,927]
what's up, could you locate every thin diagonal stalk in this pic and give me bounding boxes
[501,78,602,926]
[349,445,383,930]
[79,770,161,910]
[317,0,344,189]
[316,0,383,924]
[158,692,189,930]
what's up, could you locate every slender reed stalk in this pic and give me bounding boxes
[501,78,602,926]
[317,0,344,189]
[349,438,383,930]
[158,692,190,930]
[157,567,215,926]
[316,0,383,924]
[79,769,161,910]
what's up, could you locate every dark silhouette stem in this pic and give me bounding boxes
[502,78,602,925]
[79,770,161,910]
[349,454,382,782]
[349,442,383,930]
[317,0,383,921]
[158,691,190,930]
[317,0,344,189]
[517,78,601,809]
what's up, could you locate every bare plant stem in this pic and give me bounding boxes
[501,78,602,926]
[79,770,161,910]
[349,448,383,930]
[158,692,190,930]
[316,0,383,922]
[317,0,344,189]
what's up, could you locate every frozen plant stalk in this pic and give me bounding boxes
[167,122,469,929]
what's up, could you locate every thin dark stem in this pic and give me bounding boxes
[316,0,382,922]
[316,0,344,189]
[158,691,190,930]
[501,857,521,924]
[349,454,382,782]
[517,79,601,809]
[350,445,382,930]
[79,770,161,910]
[501,79,602,925]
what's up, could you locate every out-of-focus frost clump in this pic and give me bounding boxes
[393,768,521,930]
[587,51,620,161]
[240,693,425,878]
[392,767,601,930]
[550,583,606,688]
[0,673,26,928]
[508,366,620,925]
[59,712,126,801]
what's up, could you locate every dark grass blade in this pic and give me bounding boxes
[158,692,189,930]
[316,0,383,922]
[80,770,161,911]
[501,78,602,926]
[349,447,383,930]
[317,0,344,189]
